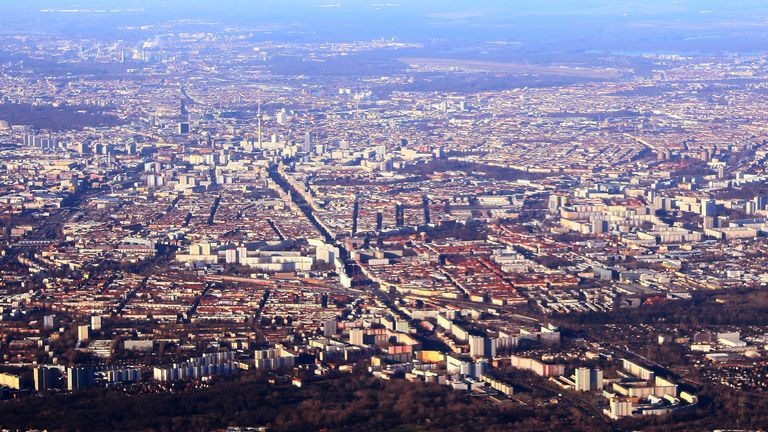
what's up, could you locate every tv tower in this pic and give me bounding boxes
[257,94,263,147]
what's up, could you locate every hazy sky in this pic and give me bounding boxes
[5,1,768,55]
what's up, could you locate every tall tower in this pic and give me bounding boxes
[257,95,263,147]
[351,196,360,236]
[395,203,405,228]
[304,132,312,153]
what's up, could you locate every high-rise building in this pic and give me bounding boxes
[349,328,365,346]
[574,367,603,391]
[469,335,496,358]
[592,218,607,234]
[303,132,313,153]
[67,367,94,391]
[607,398,633,419]
[236,246,248,264]
[254,348,296,370]
[753,196,766,211]
[77,324,90,342]
[395,320,410,333]
[701,199,717,218]
[34,367,59,392]
[225,249,238,264]
[76,142,91,155]
[703,216,716,229]
[323,319,337,337]
[42,315,56,330]
[200,241,212,256]
[0,372,23,389]
[548,195,568,214]
[105,368,142,384]
[91,315,102,332]
[446,355,487,379]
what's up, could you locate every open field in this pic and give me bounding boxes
[399,58,622,79]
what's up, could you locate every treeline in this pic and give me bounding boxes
[560,287,768,327]
[382,73,601,95]
[402,159,549,182]
[0,102,123,131]
[618,385,768,431]
[1,372,762,431]
[0,374,608,432]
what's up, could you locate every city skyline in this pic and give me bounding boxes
[0,1,767,431]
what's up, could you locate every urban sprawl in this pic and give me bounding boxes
[1,28,768,425]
